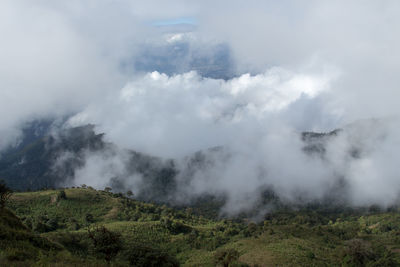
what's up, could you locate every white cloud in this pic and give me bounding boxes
[2,0,400,212]
[68,68,334,157]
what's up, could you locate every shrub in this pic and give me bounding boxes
[343,239,373,266]
[33,221,49,233]
[46,218,59,231]
[88,225,122,263]
[161,218,192,234]
[5,248,36,261]
[126,190,134,198]
[125,245,179,267]
[57,190,67,200]
[85,213,94,224]
[214,248,240,267]
[0,180,12,209]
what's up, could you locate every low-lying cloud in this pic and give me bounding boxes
[68,68,335,158]
[65,69,400,215]
[2,0,400,215]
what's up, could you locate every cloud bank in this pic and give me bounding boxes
[2,0,400,214]
[68,68,334,157]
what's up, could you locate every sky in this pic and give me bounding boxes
[1,0,400,213]
[152,17,197,26]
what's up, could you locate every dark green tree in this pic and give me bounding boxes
[125,245,179,267]
[343,239,373,266]
[88,225,122,263]
[85,213,94,223]
[126,190,134,198]
[57,190,67,200]
[0,180,12,209]
[214,248,240,267]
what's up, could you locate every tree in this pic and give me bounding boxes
[247,222,258,236]
[343,239,373,266]
[46,218,59,231]
[88,225,122,263]
[57,190,67,200]
[126,190,134,198]
[85,213,94,223]
[0,180,12,209]
[126,245,179,267]
[104,187,112,193]
[214,248,240,267]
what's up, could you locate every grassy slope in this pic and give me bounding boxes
[0,207,109,266]
[6,188,400,266]
[9,188,224,265]
[0,207,57,265]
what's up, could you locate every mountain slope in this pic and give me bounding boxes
[6,187,400,266]
[0,124,105,190]
[0,207,62,264]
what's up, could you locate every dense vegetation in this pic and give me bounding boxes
[0,123,188,204]
[0,121,399,265]
[0,124,105,191]
[1,186,400,266]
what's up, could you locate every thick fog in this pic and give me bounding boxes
[2,0,400,213]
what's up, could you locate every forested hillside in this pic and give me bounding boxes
[0,123,343,205]
[1,187,400,266]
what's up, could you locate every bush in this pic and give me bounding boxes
[57,190,67,200]
[214,248,240,267]
[161,218,192,234]
[33,221,49,233]
[343,239,373,266]
[49,232,90,257]
[126,190,134,198]
[85,213,94,224]
[125,244,179,267]
[5,248,36,261]
[46,218,59,231]
[88,225,122,263]
[0,180,12,209]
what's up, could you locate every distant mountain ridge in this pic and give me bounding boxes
[0,124,105,190]
[0,121,341,202]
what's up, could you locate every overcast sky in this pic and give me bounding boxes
[2,0,400,211]
[1,1,400,144]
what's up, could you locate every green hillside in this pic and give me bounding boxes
[0,205,108,266]
[0,124,105,191]
[1,187,399,266]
